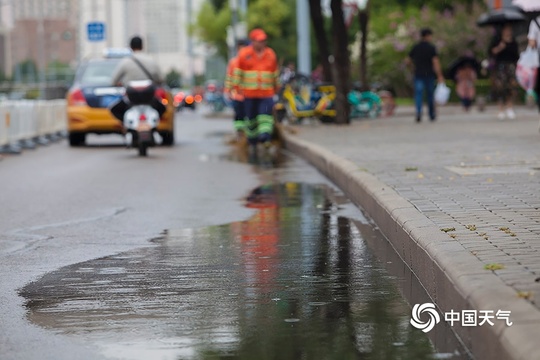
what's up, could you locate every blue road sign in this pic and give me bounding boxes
[87,22,106,42]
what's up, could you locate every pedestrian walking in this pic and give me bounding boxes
[527,15,540,118]
[224,39,249,140]
[233,28,280,147]
[488,24,520,120]
[406,28,445,123]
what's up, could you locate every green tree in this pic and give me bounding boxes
[13,59,38,83]
[46,60,73,83]
[371,0,486,11]
[192,1,232,59]
[165,69,182,88]
[367,4,492,96]
[192,0,294,62]
[247,0,295,64]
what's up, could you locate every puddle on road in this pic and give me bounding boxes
[21,182,467,360]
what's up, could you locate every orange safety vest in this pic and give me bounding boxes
[225,56,244,101]
[233,45,280,99]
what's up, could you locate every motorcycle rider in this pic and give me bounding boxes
[109,36,165,148]
[224,39,249,139]
[111,35,163,86]
[233,28,280,146]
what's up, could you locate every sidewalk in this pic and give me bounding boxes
[279,105,540,360]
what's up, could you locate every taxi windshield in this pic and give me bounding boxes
[77,59,121,86]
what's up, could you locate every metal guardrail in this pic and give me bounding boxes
[0,100,67,154]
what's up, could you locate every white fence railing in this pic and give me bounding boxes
[0,100,66,154]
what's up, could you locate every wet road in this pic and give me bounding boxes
[21,182,437,360]
[0,110,258,359]
[2,108,461,359]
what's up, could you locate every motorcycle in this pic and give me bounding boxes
[109,80,166,156]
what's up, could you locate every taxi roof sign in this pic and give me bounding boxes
[102,48,132,58]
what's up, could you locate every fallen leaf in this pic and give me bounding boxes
[517,291,532,299]
[484,263,505,271]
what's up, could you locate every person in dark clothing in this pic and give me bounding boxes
[406,28,445,122]
[488,24,520,120]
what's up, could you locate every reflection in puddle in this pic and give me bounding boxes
[21,183,464,360]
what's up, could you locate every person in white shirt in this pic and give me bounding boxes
[527,16,540,113]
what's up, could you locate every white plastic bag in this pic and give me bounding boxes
[434,83,450,105]
[516,47,539,91]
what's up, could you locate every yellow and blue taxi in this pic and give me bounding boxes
[66,48,175,146]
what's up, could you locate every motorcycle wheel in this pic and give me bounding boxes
[138,143,148,156]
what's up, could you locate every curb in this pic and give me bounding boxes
[277,124,540,360]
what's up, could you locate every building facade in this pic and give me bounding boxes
[0,0,78,80]
[0,0,206,83]
[78,0,206,83]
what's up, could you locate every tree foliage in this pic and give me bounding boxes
[165,69,182,88]
[366,3,492,96]
[192,1,232,60]
[371,0,485,11]
[193,0,294,62]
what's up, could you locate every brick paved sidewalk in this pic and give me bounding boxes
[280,104,540,359]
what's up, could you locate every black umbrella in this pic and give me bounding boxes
[476,8,526,27]
[446,56,481,80]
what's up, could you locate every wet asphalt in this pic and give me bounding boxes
[2,108,463,359]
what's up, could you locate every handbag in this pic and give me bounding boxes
[516,46,539,92]
[434,83,450,105]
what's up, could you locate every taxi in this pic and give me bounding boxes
[66,48,175,146]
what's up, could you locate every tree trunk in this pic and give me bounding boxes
[358,8,369,91]
[308,0,332,82]
[330,0,350,124]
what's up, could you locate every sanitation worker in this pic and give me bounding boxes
[233,28,280,146]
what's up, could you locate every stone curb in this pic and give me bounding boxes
[278,125,540,360]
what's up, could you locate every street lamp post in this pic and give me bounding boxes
[357,0,368,91]
[296,0,311,75]
[230,0,238,57]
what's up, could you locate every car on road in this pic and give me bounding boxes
[172,88,202,111]
[66,49,175,146]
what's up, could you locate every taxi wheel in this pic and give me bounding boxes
[69,132,86,147]
[161,131,175,146]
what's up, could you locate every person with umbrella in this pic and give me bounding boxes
[447,55,480,112]
[488,23,520,120]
